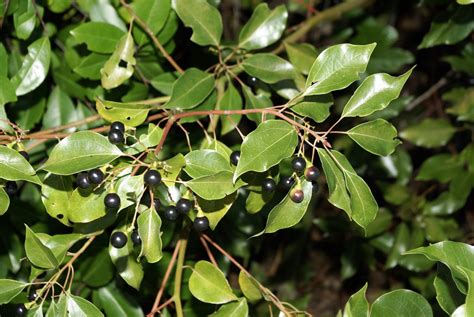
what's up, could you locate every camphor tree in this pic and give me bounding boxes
[0,0,473,316]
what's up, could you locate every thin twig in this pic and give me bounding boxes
[199,235,218,266]
[406,77,448,111]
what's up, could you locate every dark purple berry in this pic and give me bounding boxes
[164,206,178,221]
[144,170,161,186]
[15,304,27,316]
[290,189,304,203]
[305,166,320,182]
[131,230,141,245]
[262,178,276,192]
[176,198,192,214]
[108,130,124,144]
[104,193,121,209]
[5,181,18,195]
[87,168,104,184]
[110,121,125,133]
[28,292,38,302]
[110,231,127,248]
[230,151,240,166]
[278,176,295,191]
[19,151,29,161]
[292,157,306,173]
[194,216,209,232]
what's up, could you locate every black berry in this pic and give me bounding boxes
[28,292,38,302]
[131,230,141,245]
[292,157,306,173]
[5,181,18,195]
[262,178,276,192]
[15,304,27,316]
[278,176,295,191]
[153,198,161,210]
[19,151,29,161]
[164,206,178,221]
[230,151,240,166]
[110,121,125,133]
[108,130,124,144]
[76,173,90,189]
[144,170,161,186]
[110,231,127,248]
[176,198,192,214]
[87,168,104,184]
[194,216,209,232]
[104,193,121,209]
[305,166,320,182]
[290,189,304,203]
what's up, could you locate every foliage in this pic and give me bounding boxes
[0,0,473,316]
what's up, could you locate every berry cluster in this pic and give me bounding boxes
[108,121,125,144]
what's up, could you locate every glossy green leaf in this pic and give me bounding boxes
[419,6,474,49]
[400,118,456,148]
[305,43,376,96]
[371,289,432,317]
[258,179,312,234]
[242,54,295,84]
[341,69,412,118]
[406,242,474,293]
[434,264,464,315]
[416,154,463,183]
[43,86,77,131]
[109,229,144,290]
[11,37,51,96]
[68,188,108,223]
[0,187,9,216]
[184,150,231,178]
[48,0,72,13]
[0,75,17,106]
[0,146,41,185]
[137,208,163,263]
[188,260,238,304]
[199,194,236,230]
[186,171,245,200]
[238,271,262,302]
[131,0,170,46]
[284,42,318,75]
[80,249,115,288]
[0,279,27,304]
[460,268,474,316]
[164,68,214,109]
[220,82,243,135]
[291,95,333,123]
[210,298,249,317]
[343,283,369,317]
[68,293,104,317]
[94,284,143,317]
[347,119,401,156]
[234,120,297,181]
[25,225,59,269]
[74,53,108,80]
[70,22,125,53]
[41,174,73,226]
[101,29,136,89]
[242,85,272,123]
[238,3,287,51]
[172,0,222,46]
[96,98,151,127]
[114,173,145,212]
[13,1,35,40]
[41,131,123,175]
[39,233,84,264]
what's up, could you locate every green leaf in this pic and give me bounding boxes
[0,279,28,304]
[242,54,295,84]
[188,260,238,304]
[164,68,214,110]
[434,264,464,315]
[242,85,272,124]
[11,37,51,96]
[343,283,369,317]
[0,75,17,106]
[419,6,474,49]
[238,271,262,303]
[458,0,474,4]
[68,188,108,223]
[347,119,401,156]
[101,30,136,89]
[109,229,144,290]
[43,86,78,131]
[305,43,376,96]
[172,0,222,46]
[41,174,73,226]
[0,146,41,185]
[210,298,249,317]
[93,284,143,317]
[186,171,246,200]
[68,293,104,317]
[48,0,72,13]
[259,179,312,234]
[291,95,333,123]
[137,208,163,263]
[13,1,36,40]
[131,0,171,46]
[70,22,125,53]
[0,187,9,216]
[80,248,115,288]
[198,194,236,230]
[406,241,474,293]
[371,289,433,317]
[96,98,151,127]
[234,120,297,181]
[416,154,463,183]
[238,3,287,51]
[114,173,145,212]
[399,118,456,148]
[284,42,318,75]
[220,82,243,135]
[460,268,474,316]
[41,131,123,175]
[341,69,413,118]
[25,225,59,269]
[184,150,231,178]
[73,53,108,80]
